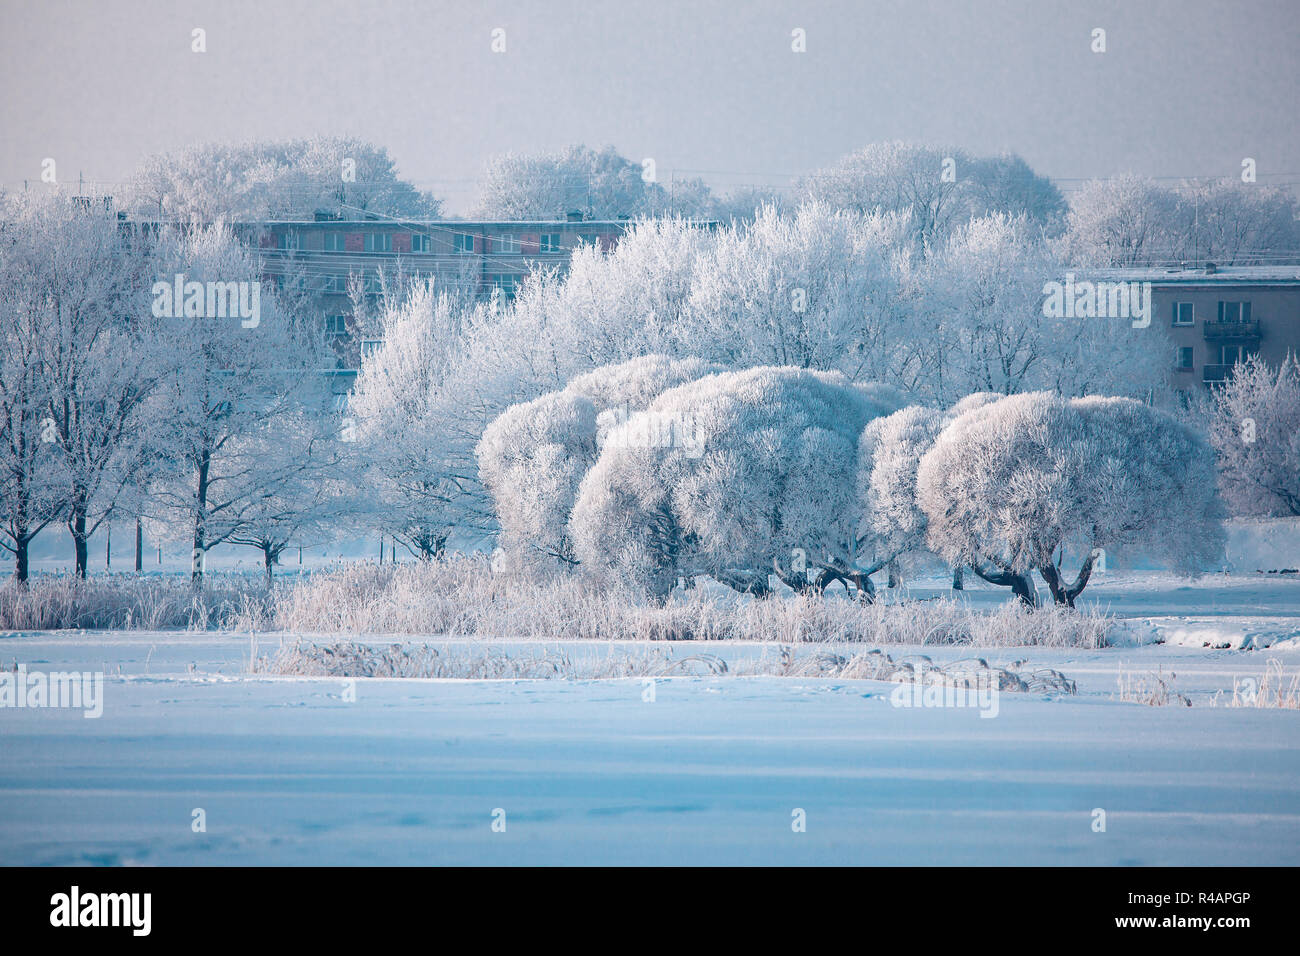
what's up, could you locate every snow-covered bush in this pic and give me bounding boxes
[916,392,1225,606]
[570,366,906,599]
[476,355,722,569]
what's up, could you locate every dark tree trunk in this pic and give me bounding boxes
[135,519,143,573]
[969,563,1037,607]
[1037,551,1098,608]
[192,450,210,588]
[263,546,275,584]
[70,494,89,579]
[715,568,772,597]
[952,565,964,591]
[14,537,30,585]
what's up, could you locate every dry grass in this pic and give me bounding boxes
[1213,659,1300,709]
[2,557,1118,648]
[1114,667,1191,707]
[0,574,267,630]
[239,558,1117,648]
[253,639,1077,692]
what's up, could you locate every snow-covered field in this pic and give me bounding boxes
[3,574,1299,867]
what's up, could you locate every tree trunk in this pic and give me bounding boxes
[135,519,143,573]
[72,510,89,579]
[70,491,89,578]
[952,565,964,591]
[715,568,772,597]
[1037,551,1098,608]
[263,546,275,584]
[969,562,1037,608]
[14,537,30,585]
[192,450,210,588]
[887,560,901,589]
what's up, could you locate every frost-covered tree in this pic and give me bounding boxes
[1173,180,1300,267]
[917,392,1225,606]
[144,226,327,585]
[348,277,490,558]
[476,145,714,220]
[918,214,1171,403]
[222,404,356,581]
[570,367,905,599]
[0,196,69,581]
[1208,355,1300,517]
[126,137,442,222]
[855,394,1004,591]
[1061,175,1299,268]
[1058,176,1182,267]
[477,355,721,569]
[797,142,1064,248]
[2,193,169,577]
[965,153,1068,233]
[688,203,914,381]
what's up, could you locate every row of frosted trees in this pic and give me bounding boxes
[478,357,1226,607]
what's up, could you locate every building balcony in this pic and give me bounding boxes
[1202,319,1261,341]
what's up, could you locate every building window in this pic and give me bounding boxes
[277,230,299,250]
[495,234,520,254]
[1177,347,1194,370]
[1173,302,1194,326]
[539,233,561,253]
[324,275,348,294]
[325,315,348,337]
[1218,301,1253,323]
[490,274,518,297]
[454,233,476,254]
[410,234,430,253]
[1221,344,1256,366]
[364,232,392,253]
[324,233,346,252]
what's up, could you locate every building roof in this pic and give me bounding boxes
[1081,265,1300,286]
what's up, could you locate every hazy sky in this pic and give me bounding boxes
[2,0,1298,212]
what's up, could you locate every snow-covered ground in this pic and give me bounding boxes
[2,615,1299,866]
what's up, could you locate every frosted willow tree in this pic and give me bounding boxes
[145,226,326,585]
[348,277,489,558]
[570,367,905,599]
[476,355,721,570]
[855,394,1003,592]
[1207,355,1300,517]
[917,392,1225,606]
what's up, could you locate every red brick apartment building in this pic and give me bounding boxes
[1089,266,1300,391]
[244,214,631,340]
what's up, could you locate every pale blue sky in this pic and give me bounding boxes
[2,0,1297,211]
